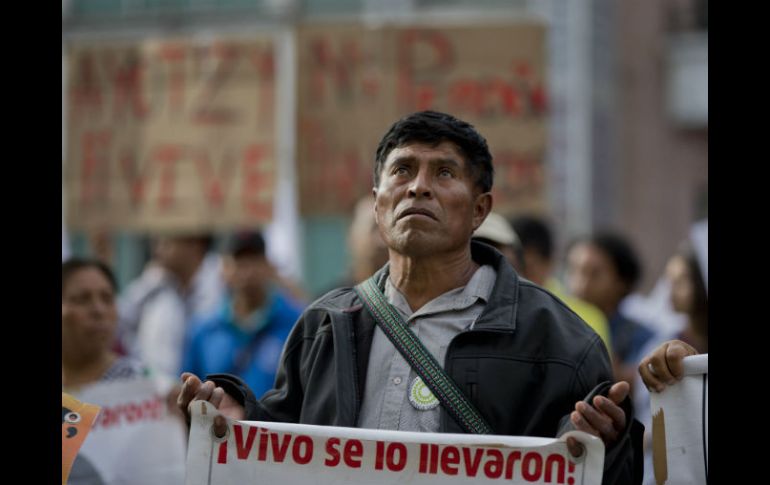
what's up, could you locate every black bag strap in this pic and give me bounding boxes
[355,276,492,434]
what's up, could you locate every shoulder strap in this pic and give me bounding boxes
[354,276,492,434]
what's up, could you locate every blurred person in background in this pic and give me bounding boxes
[316,196,390,298]
[615,219,707,361]
[181,230,305,398]
[660,242,707,353]
[117,233,225,382]
[511,215,612,354]
[348,196,391,286]
[632,240,708,484]
[566,232,655,392]
[471,211,525,271]
[63,258,185,484]
[63,258,148,393]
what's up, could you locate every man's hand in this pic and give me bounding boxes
[638,340,698,393]
[177,372,246,437]
[566,381,629,458]
[165,384,185,423]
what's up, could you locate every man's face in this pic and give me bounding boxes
[373,141,491,257]
[566,242,626,312]
[153,236,204,277]
[62,268,118,359]
[223,253,271,298]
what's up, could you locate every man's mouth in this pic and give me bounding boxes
[398,207,438,221]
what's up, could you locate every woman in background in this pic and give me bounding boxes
[63,258,147,392]
[62,258,185,485]
[663,243,708,353]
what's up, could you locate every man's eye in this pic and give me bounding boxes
[439,169,453,178]
[394,166,408,175]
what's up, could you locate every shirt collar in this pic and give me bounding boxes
[384,264,496,322]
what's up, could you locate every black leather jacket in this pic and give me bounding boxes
[209,241,643,484]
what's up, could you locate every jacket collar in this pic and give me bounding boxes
[368,240,520,332]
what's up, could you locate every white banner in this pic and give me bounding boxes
[650,354,708,485]
[186,401,605,485]
[69,378,188,485]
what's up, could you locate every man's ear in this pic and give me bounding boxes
[472,192,493,231]
[372,188,379,224]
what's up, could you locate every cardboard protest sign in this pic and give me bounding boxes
[650,354,708,485]
[68,377,188,485]
[296,22,548,216]
[62,392,101,484]
[65,35,277,232]
[186,401,605,484]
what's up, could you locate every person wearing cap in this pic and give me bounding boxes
[180,230,305,399]
[178,111,643,485]
[471,211,525,271]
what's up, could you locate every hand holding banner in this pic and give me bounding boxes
[186,400,606,484]
[650,354,708,485]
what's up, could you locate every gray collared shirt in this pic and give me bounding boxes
[357,264,497,432]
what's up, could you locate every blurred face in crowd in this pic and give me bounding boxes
[361,221,389,272]
[154,236,204,277]
[349,198,389,279]
[521,247,551,287]
[62,267,118,361]
[566,242,627,314]
[223,252,272,302]
[374,141,491,258]
[666,254,695,314]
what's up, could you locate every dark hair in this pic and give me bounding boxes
[510,215,553,260]
[197,234,214,253]
[374,110,494,193]
[159,233,214,253]
[569,231,642,293]
[62,258,118,295]
[228,230,266,258]
[183,233,214,253]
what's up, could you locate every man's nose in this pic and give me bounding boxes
[407,169,433,198]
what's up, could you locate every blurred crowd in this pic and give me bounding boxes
[62,200,706,485]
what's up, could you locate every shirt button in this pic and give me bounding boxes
[393,377,402,385]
